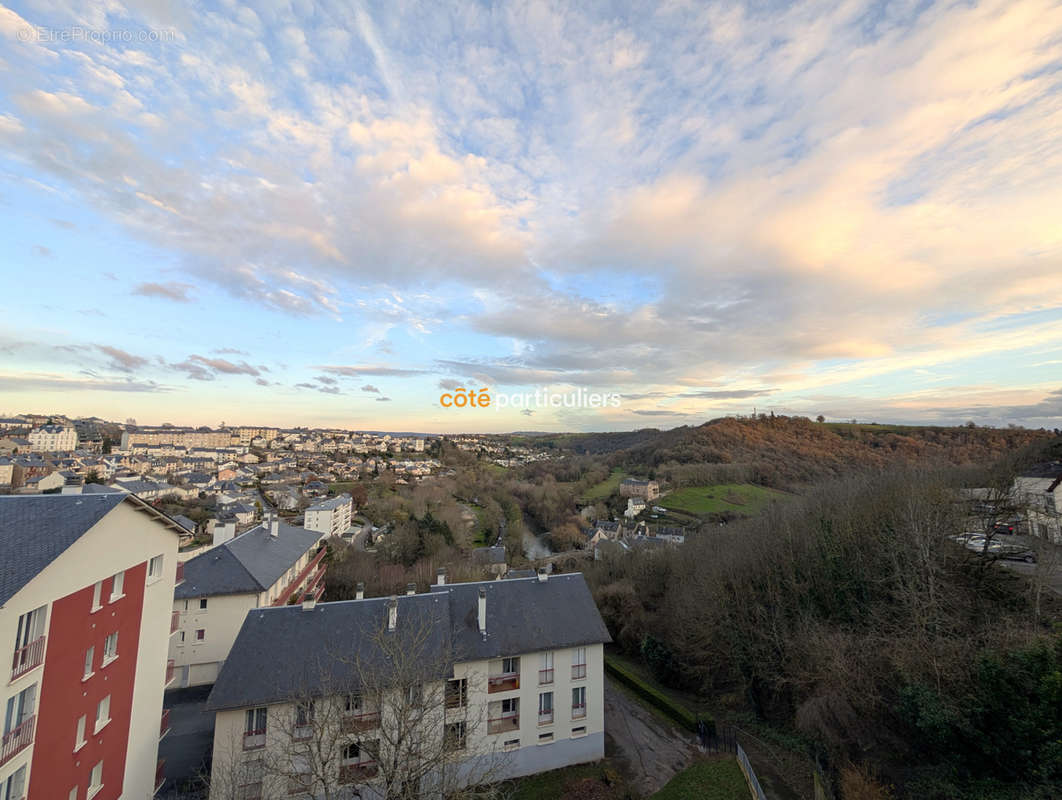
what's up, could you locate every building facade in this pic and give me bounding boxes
[27,425,78,453]
[303,494,353,537]
[0,493,183,800]
[204,572,610,799]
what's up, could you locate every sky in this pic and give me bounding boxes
[1,0,1061,433]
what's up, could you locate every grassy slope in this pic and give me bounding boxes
[581,468,628,502]
[650,759,749,800]
[658,483,788,516]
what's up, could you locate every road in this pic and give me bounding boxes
[1000,557,1062,596]
[603,677,697,796]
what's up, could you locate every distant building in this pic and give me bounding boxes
[619,478,659,501]
[0,492,183,800]
[472,544,508,576]
[304,493,353,537]
[27,425,78,453]
[624,497,646,519]
[170,513,327,687]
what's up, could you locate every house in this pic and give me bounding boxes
[1014,462,1062,543]
[204,572,610,799]
[472,545,508,576]
[619,478,659,501]
[169,514,328,687]
[0,492,183,800]
[27,425,78,453]
[624,497,646,519]
[304,493,353,537]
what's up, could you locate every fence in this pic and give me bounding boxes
[699,725,767,800]
[737,742,768,800]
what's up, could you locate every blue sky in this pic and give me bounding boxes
[1,0,1060,432]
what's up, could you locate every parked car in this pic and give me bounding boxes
[995,544,1037,563]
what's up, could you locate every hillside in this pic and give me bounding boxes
[538,417,1054,489]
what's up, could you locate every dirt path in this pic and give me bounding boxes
[603,677,698,797]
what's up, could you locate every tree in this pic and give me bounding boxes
[816,415,826,424]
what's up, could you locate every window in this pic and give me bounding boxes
[445,678,467,709]
[539,651,554,684]
[83,646,95,680]
[91,581,103,611]
[538,692,554,725]
[69,788,77,800]
[572,686,586,719]
[148,555,164,581]
[571,726,587,738]
[503,738,520,751]
[501,697,518,716]
[344,694,363,713]
[244,707,267,750]
[102,632,118,664]
[538,732,553,743]
[199,598,208,610]
[110,571,124,601]
[178,631,185,644]
[294,701,314,739]
[2,766,26,800]
[342,742,361,762]
[572,647,587,680]
[444,721,467,751]
[4,684,37,738]
[75,714,87,750]
[502,656,519,674]
[406,684,423,706]
[95,695,111,732]
[13,606,47,677]
[195,629,205,641]
[88,761,103,798]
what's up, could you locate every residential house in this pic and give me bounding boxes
[304,493,353,537]
[170,514,327,687]
[0,492,183,800]
[619,478,659,501]
[204,572,609,799]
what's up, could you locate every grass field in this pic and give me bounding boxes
[657,483,787,516]
[328,481,356,495]
[649,759,749,800]
[580,468,627,502]
[507,761,625,800]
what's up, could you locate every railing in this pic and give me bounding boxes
[571,663,587,680]
[165,659,175,686]
[538,668,554,685]
[272,548,328,606]
[243,728,267,750]
[487,714,519,734]
[538,710,553,725]
[170,610,180,634]
[572,703,586,719]
[293,724,313,742]
[737,742,767,800]
[338,762,378,783]
[487,673,519,693]
[155,758,166,794]
[0,714,35,767]
[341,711,380,733]
[160,708,171,739]
[11,636,45,680]
[236,781,263,800]
[175,562,184,585]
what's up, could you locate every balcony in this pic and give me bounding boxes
[0,714,35,768]
[487,714,519,735]
[487,673,519,693]
[341,711,380,734]
[236,781,262,800]
[538,710,554,726]
[175,562,184,586]
[538,668,554,685]
[572,703,586,719]
[165,659,176,687]
[170,610,180,634]
[160,708,171,739]
[338,762,378,784]
[243,728,267,751]
[154,758,166,795]
[272,548,327,606]
[571,664,587,680]
[11,636,45,681]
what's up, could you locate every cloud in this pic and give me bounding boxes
[0,372,169,393]
[33,245,52,257]
[437,379,462,391]
[632,409,689,416]
[361,384,381,393]
[315,375,338,385]
[214,347,248,355]
[96,345,148,372]
[319,365,427,377]
[520,408,534,416]
[255,378,270,386]
[170,354,260,380]
[679,389,773,399]
[49,218,76,229]
[133,281,194,303]
[376,396,392,401]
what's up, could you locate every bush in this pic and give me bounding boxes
[604,654,709,733]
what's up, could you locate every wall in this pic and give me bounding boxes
[171,593,258,688]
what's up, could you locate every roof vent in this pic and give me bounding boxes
[478,587,487,635]
[302,598,316,611]
[537,567,548,582]
[387,596,398,632]
[406,582,416,596]
[436,568,446,586]
[356,582,365,600]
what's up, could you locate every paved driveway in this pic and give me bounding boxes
[158,685,215,797]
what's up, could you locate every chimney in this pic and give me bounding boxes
[270,512,279,538]
[387,596,398,631]
[302,598,316,611]
[537,567,548,583]
[356,582,365,600]
[477,587,487,635]
[436,568,447,586]
[406,582,416,596]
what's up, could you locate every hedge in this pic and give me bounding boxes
[604,654,713,734]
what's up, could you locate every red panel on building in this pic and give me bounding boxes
[29,562,146,800]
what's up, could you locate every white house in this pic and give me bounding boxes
[304,493,353,537]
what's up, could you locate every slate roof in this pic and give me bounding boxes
[306,493,351,512]
[207,573,611,711]
[173,514,197,533]
[175,520,322,599]
[0,493,182,606]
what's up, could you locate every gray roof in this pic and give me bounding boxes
[173,514,197,533]
[306,493,351,512]
[0,493,181,606]
[207,573,611,711]
[175,520,322,599]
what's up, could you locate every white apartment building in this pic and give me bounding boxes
[204,572,610,799]
[27,425,78,453]
[170,514,328,688]
[0,492,183,800]
[303,493,353,537]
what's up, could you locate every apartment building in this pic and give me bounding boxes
[303,493,353,537]
[170,514,327,688]
[204,572,610,799]
[120,429,235,451]
[0,492,183,800]
[620,478,660,501]
[27,425,78,453]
